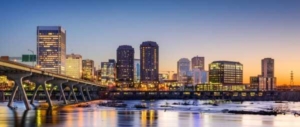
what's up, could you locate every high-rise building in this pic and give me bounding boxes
[116,45,135,87]
[82,59,94,81]
[177,58,190,84]
[191,68,208,84]
[66,54,82,78]
[140,41,159,85]
[250,58,276,91]
[37,26,66,74]
[209,61,243,85]
[101,59,116,85]
[134,59,141,83]
[191,56,205,70]
[262,58,274,77]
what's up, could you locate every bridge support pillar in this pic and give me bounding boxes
[85,85,92,101]
[47,79,68,104]
[6,72,32,110]
[28,76,54,108]
[76,84,86,101]
[64,82,78,103]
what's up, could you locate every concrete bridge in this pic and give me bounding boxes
[0,59,106,110]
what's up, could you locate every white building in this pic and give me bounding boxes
[192,68,208,84]
[66,54,82,78]
[177,58,190,84]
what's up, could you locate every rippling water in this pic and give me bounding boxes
[1,100,300,127]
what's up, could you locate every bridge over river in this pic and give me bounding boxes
[0,59,106,110]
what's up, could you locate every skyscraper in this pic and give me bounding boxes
[177,58,190,84]
[134,59,141,83]
[66,54,82,78]
[82,59,94,81]
[209,61,243,85]
[250,58,276,91]
[140,41,159,85]
[37,26,66,74]
[116,45,134,87]
[191,56,205,70]
[101,59,116,86]
[261,58,274,77]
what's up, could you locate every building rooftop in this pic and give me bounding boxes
[140,41,158,47]
[117,45,134,50]
[211,61,242,64]
[37,26,65,33]
[178,58,190,62]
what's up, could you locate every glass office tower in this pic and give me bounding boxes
[82,59,94,81]
[37,26,66,74]
[101,59,116,86]
[134,59,140,83]
[209,61,243,85]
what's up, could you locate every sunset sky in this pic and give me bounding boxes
[0,0,299,85]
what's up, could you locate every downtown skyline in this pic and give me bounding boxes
[0,0,300,85]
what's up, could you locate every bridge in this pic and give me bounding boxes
[0,59,106,110]
[107,91,300,101]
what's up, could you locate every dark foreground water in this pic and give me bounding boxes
[1,100,300,127]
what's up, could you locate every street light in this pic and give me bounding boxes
[28,49,34,67]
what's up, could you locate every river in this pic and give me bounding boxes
[0,100,300,127]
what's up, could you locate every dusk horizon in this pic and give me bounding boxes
[1,1,300,127]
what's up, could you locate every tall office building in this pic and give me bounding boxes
[37,26,66,74]
[101,59,116,85]
[192,68,208,84]
[191,56,205,70]
[250,58,276,91]
[82,59,94,81]
[116,45,134,87]
[177,58,191,84]
[134,59,141,83]
[140,41,159,85]
[262,58,274,77]
[209,61,243,85]
[66,54,82,78]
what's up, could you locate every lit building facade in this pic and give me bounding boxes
[250,76,276,91]
[134,59,140,83]
[95,69,101,82]
[159,73,170,82]
[66,54,82,78]
[177,58,190,84]
[116,45,135,87]
[140,41,159,88]
[191,56,205,70]
[172,73,178,80]
[209,61,243,85]
[262,58,274,77]
[101,59,116,85]
[37,26,66,74]
[250,58,276,91]
[82,59,94,81]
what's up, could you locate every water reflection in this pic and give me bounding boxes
[1,101,300,127]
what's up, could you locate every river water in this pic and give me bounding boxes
[1,100,300,127]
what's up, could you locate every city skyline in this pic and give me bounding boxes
[0,0,300,85]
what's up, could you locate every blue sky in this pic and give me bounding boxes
[0,0,300,84]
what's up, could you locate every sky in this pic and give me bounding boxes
[0,0,300,85]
